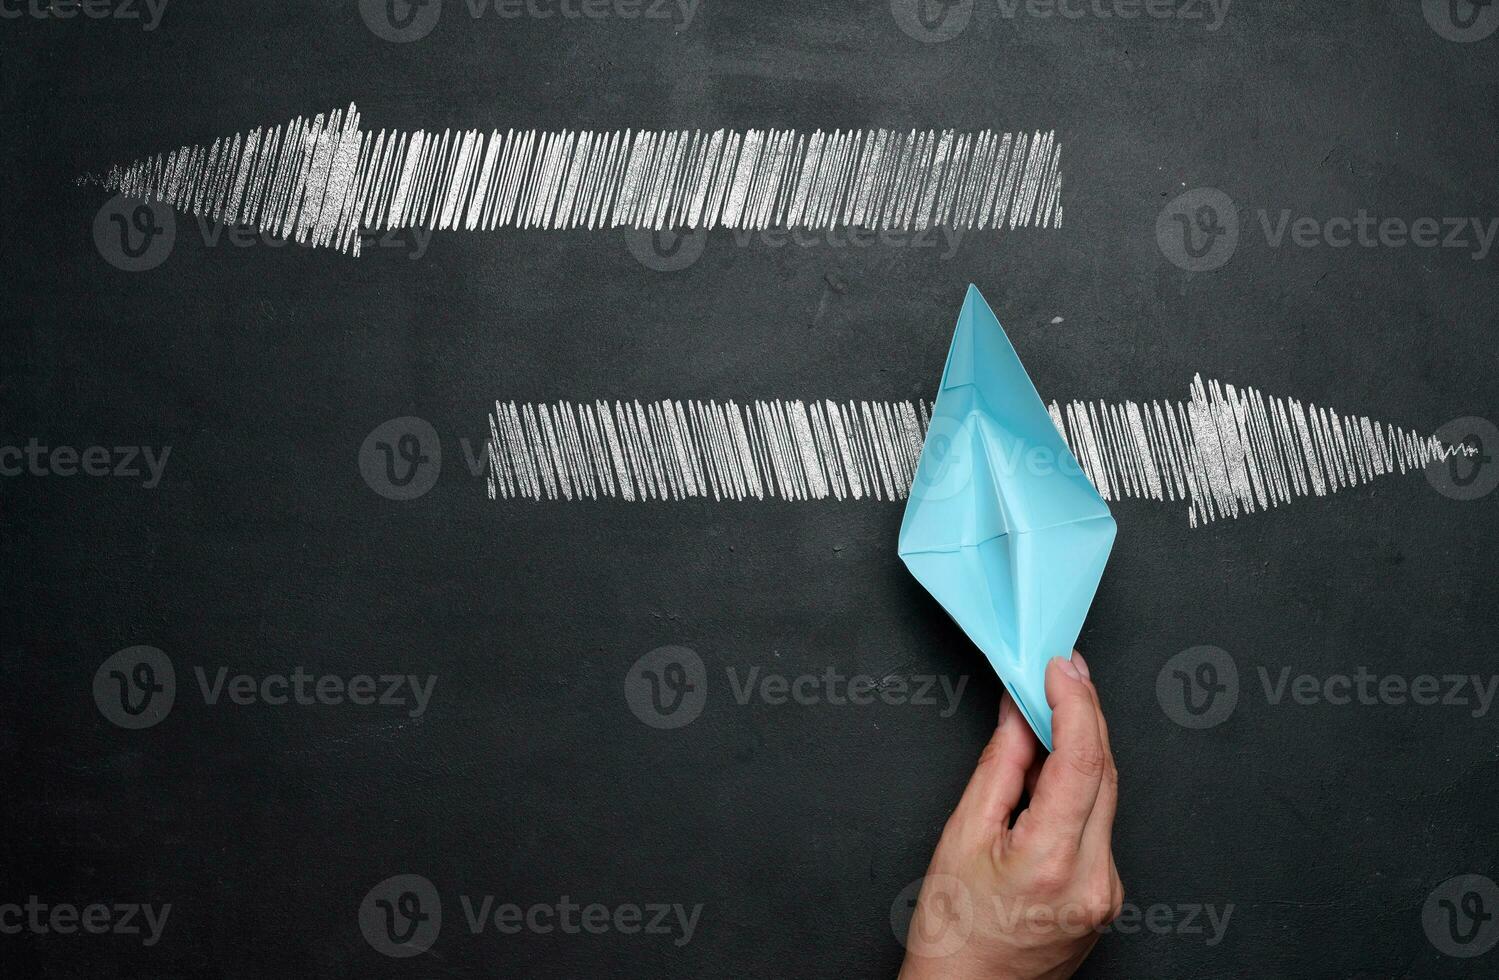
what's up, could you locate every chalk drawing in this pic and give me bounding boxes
[90,104,1066,255]
[482,378,1467,526]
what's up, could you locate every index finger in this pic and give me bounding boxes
[1021,655,1107,850]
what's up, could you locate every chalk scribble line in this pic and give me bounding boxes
[94,104,1066,255]
[485,397,934,504]
[482,377,1462,526]
[1052,377,1459,526]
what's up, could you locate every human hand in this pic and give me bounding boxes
[898,653,1122,980]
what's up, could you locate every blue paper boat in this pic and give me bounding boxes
[899,286,1116,750]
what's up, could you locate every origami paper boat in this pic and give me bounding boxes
[899,286,1116,751]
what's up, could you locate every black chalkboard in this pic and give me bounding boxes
[4,1,1498,977]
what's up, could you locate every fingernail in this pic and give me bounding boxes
[1072,652,1091,680]
[998,694,1010,724]
[1054,656,1081,681]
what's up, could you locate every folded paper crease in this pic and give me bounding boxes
[898,285,1116,750]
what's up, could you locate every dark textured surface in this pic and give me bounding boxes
[2,1,1497,977]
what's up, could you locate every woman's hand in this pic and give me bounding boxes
[899,653,1123,980]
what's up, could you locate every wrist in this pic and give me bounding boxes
[899,952,1021,980]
